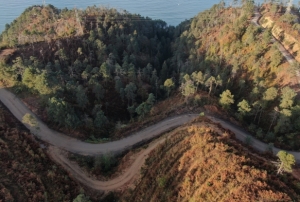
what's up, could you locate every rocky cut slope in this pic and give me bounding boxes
[259,3,300,64]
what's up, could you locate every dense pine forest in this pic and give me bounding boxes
[0,5,175,140]
[1,1,300,147]
[1,0,300,201]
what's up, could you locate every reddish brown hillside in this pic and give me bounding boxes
[0,103,80,201]
[121,121,300,202]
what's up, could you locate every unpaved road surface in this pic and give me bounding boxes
[48,115,300,192]
[48,133,172,191]
[207,116,300,163]
[2,11,300,190]
[1,86,300,191]
[1,86,300,192]
[252,7,300,83]
[0,87,197,155]
[251,8,295,63]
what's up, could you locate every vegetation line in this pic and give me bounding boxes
[1,84,300,160]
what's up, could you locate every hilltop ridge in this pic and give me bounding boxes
[1,1,300,201]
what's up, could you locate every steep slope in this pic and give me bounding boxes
[0,102,81,201]
[171,2,300,150]
[121,120,300,202]
[259,3,300,64]
[0,4,174,140]
[0,5,79,47]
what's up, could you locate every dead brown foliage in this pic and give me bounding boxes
[121,124,300,202]
[0,103,80,202]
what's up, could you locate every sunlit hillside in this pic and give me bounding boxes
[121,118,300,201]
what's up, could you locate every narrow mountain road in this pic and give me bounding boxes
[207,116,300,162]
[251,8,295,63]
[1,86,300,192]
[48,133,173,191]
[0,87,198,155]
[251,7,300,84]
[0,9,300,191]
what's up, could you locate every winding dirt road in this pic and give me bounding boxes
[208,116,300,162]
[1,9,300,192]
[252,7,300,83]
[0,87,197,155]
[252,8,295,63]
[48,132,174,191]
[1,86,300,192]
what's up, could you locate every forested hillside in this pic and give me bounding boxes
[259,3,300,63]
[1,1,300,147]
[0,5,174,140]
[121,120,300,201]
[170,1,300,150]
[0,5,79,47]
[1,1,300,201]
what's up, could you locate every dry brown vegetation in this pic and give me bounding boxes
[0,49,15,62]
[0,102,80,201]
[121,120,300,202]
[260,4,300,63]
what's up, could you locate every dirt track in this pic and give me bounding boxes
[48,132,173,191]
[1,86,300,191]
[252,7,300,84]
[0,87,197,155]
[0,8,300,191]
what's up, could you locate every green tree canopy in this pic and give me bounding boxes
[136,93,156,119]
[164,78,174,97]
[280,87,296,109]
[146,93,156,106]
[219,90,234,109]
[276,151,295,174]
[191,71,205,91]
[73,194,91,202]
[135,102,150,119]
[263,87,278,101]
[238,99,251,115]
[76,85,89,109]
[124,82,137,106]
[100,62,111,80]
[92,83,105,101]
[205,76,216,96]
[34,70,52,95]
[180,80,196,99]
[22,67,36,89]
[94,110,108,129]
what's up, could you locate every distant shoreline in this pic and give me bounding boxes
[0,0,265,34]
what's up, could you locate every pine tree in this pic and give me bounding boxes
[163,78,175,97]
[276,151,295,174]
[219,90,234,109]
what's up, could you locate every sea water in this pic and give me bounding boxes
[0,0,264,33]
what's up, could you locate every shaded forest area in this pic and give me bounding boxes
[0,5,174,140]
[121,120,300,201]
[1,1,300,201]
[0,1,300,147]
